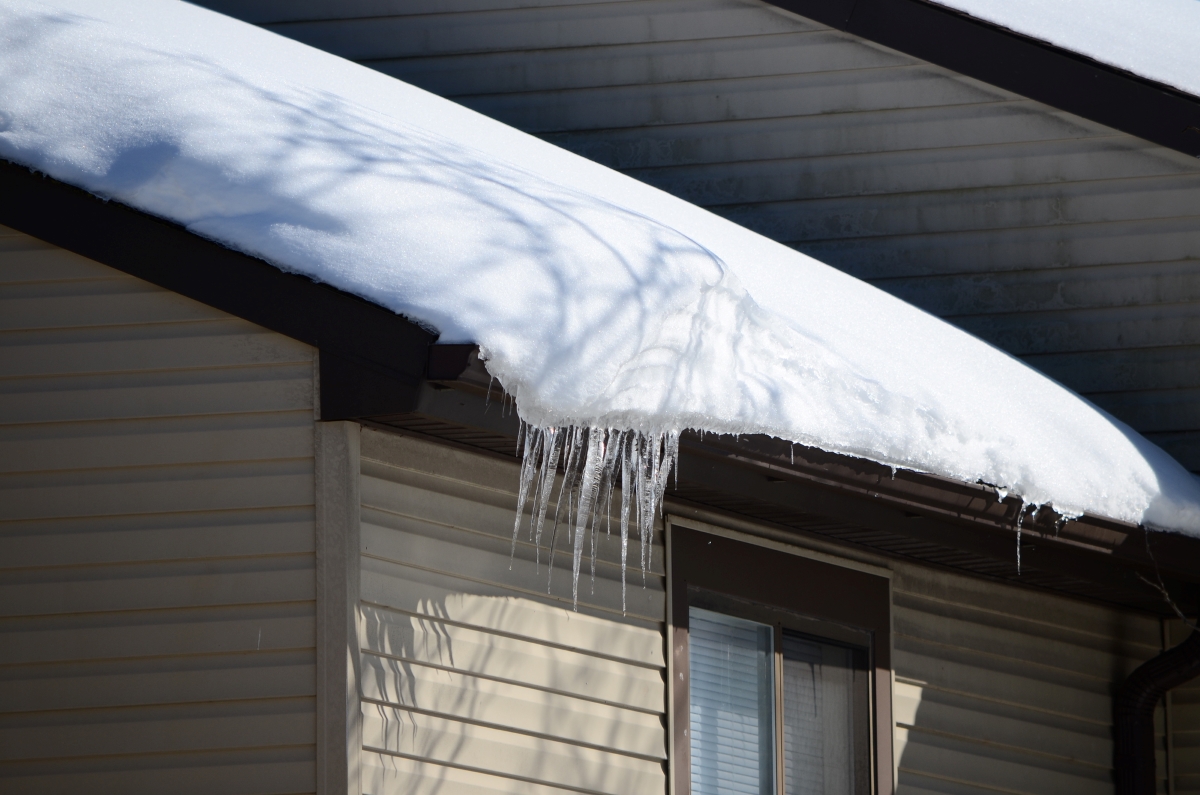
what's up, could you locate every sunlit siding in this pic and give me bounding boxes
[891,563,1163,795]
[357,428,668,795]
[0,225,318,793]
[199,0,1200,473]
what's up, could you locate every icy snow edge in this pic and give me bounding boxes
[1,0,1199,535]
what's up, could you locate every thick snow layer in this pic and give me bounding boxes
[2,0,1199,535]
[932,0,1200,99]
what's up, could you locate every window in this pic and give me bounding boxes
[670,523,893,795]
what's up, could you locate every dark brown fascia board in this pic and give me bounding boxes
[0,159,449,420]
[770,0,1200,158]
[408,375,1200,601]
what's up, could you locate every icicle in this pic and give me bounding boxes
[547,426,584,592]
[620,437,633,615]
[511,424,680,614]
[510,423,539,568]
[570,431,605,609]
[531,427,563,570]
[1015,502,1026,575]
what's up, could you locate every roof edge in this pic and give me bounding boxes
[0,159,441,418]
[770,0,1200,157]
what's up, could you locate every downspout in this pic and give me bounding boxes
[1115,628,1200,795]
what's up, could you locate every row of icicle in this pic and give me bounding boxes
[511,423,680,612]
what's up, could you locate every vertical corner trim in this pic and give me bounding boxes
[315,420,362,795]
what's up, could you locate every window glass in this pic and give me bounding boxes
[781,633,860,795]
[689,607,776,795]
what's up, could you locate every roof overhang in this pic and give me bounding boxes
[769,0,1200,157]
[4,158,1198,615]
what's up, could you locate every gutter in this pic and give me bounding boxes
[1115,629,1200,795]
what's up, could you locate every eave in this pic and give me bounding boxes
[3,158,1198,615]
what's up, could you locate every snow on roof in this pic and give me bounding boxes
[2,0,1199,536]
[933,0,1200,99]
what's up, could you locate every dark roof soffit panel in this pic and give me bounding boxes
[770,0,1200,158]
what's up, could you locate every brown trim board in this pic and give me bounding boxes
[670,526,894,795]
[769,0,1200,158]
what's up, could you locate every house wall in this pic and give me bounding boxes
[355,427,1165,795]
[0,225,319,793]
[199,0,1200,475]
[356,428,668,795]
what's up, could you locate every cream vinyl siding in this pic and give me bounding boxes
[202,0,1200,473]
[357,429,668,795]
[891,562,1162,795]
[0,225,318,793]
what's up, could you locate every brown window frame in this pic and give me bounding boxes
[669,521,894,795]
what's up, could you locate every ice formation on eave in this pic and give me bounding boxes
[931,0,1200,99]
[3,0,1200,579]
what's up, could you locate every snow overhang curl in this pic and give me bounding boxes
[3,0,1200,549]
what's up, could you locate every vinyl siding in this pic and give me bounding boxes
[891,562,1162,795]
[357,428,668,795]
[0,225,318,793]
[199,0,1200,473]
[359,425,1164,795]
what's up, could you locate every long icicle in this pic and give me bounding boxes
[619,434,633,615]
[531,427,563,572]
[547,426,584,592]
[571,430,606,609]
[510,422,539,569]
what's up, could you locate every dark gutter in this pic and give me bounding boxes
[0,159,438,420]
[385,372,1200,615]
[770,0,1200,157]
[1115,629,1200,795]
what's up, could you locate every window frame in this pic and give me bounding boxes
[669,521,895,795]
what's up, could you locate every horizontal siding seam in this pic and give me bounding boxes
[0,504,315,528]
[893,588,1163,649]
[361,456,516,498]
[868,256,1200,284]
[361,508,660,580]
[0,550,317,573]
[265,0,662,27]
[3,694,317,719]
[447,61,976,101]
[897,764,1045,795]
[0,455,314,479]
[361,696,665,762]
[705,171,1200,215]
[358,26,837,66]
[897,722,1111,772]
[0,359,314,383]
[360,649,662,715]
[780,211,1200,248]
[360,556,663,623]
[0,742,318,767]
[893,676,1108,727]
[361,743,618,795]
[896,632,1113,685]
[358,600,664,671]
[621,131,1129,174]
[0,646,320,670]
[0,598,317,622]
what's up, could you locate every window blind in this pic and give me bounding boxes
[689,607,776,795]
